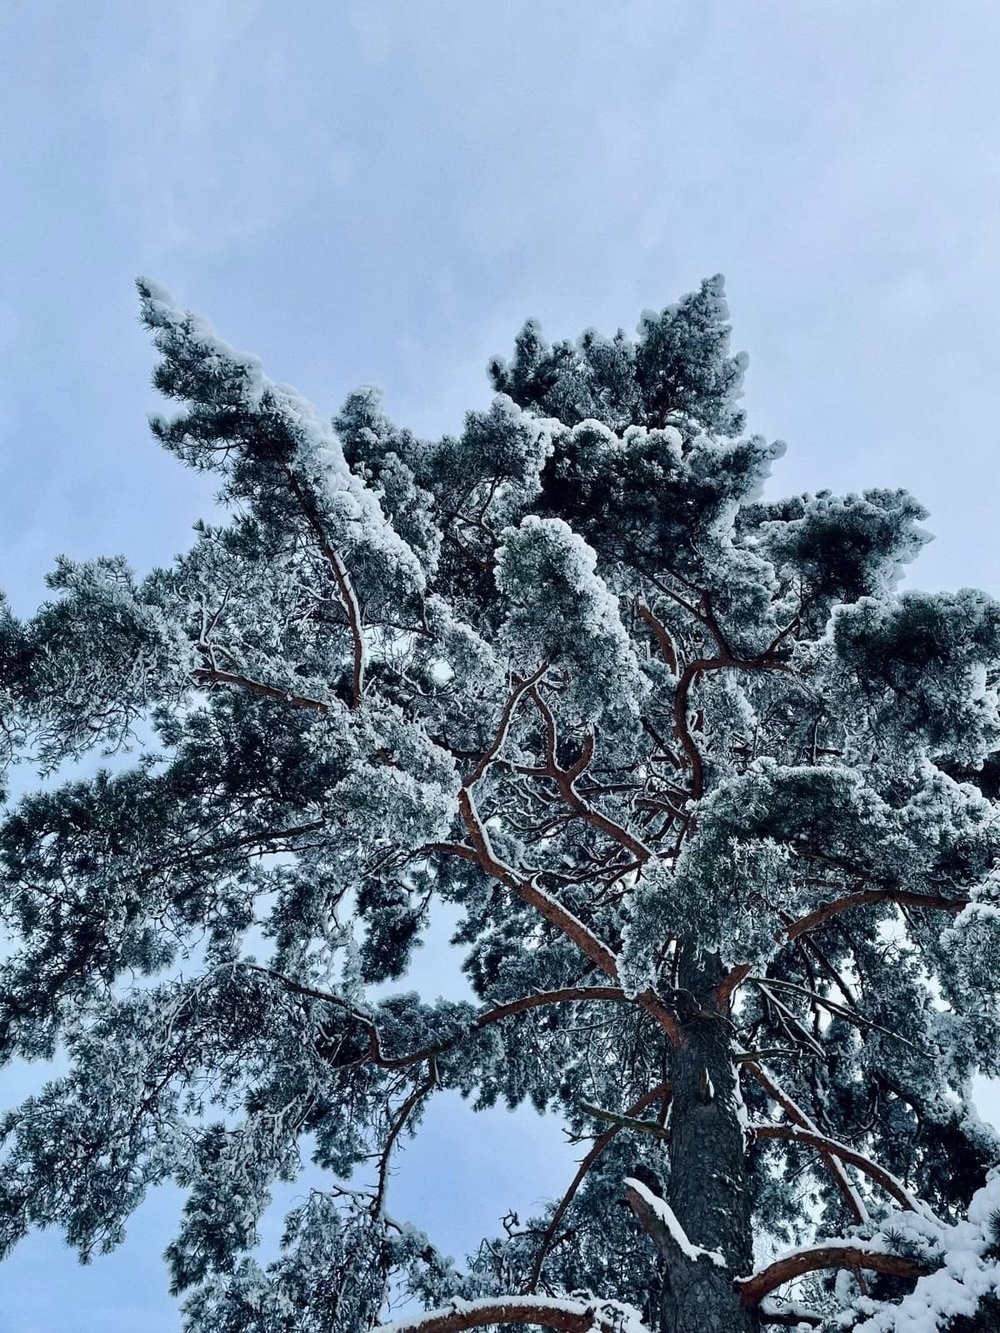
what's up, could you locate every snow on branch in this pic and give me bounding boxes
[372,1294,652,1333]
[758,1298,823,1327]
[735,1240,931,1310]
[624,1177,727,1268]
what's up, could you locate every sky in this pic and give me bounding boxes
[1,2,1000,1329]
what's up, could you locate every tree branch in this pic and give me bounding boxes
[190,666,331,712]
[748,975,921,1053]
[750,1123,921,1213]
[283,466,366,709]
[250,965,634,1070]
[742,1057,868,1225]
[786,888,969,941]
[524,1082,672,1294]
[371,1295,650,1333]
[673,654,792,800]
[466,663,551,786]
[526,688,654,862]
[636,601,678,673]
[736,1244,931,1310]
[373,1059,438,1217]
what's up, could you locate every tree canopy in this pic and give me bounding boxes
[0,277,999,1332]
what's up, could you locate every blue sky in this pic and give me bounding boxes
[2,2,1000,1328]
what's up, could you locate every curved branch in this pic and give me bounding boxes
[636,601,678,673]
[466,663,551,786]
[751,1124,921,1212]
[674,654,792,800]
[716,963,751,1010]
[459,754,683,1047]
[742,1058,867,1225]
[526,688,653,861]
[786,887,969,941]
[736,1245,931,1310]
[249,964,634,1070]
[376,984,633,1069]
[372,1295,650,1333]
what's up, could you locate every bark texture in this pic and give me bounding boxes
[654,956,759,1333]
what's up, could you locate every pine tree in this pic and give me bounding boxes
[0,277,999,1332]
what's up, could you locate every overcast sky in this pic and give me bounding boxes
[2,3,1000,1329]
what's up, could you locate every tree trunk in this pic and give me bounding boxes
[656,955,758,1333]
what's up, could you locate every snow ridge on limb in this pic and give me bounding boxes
[735,1239,932,1310]
[624,1178,727,1268]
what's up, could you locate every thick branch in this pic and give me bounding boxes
[751,1124,921,1212]
[372,1295,648,1333]
[716,963,751,1010]
[624,1178,725,1268]
[637,601,678,673]
[787,887,969,941]
[736,1245,931,1310]
[190,666,331,712]
[674,654,791,800]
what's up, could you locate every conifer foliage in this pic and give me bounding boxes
[1,278,999,1332]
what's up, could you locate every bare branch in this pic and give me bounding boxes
[190,666,332,712]
[786,888,969,941]
[751,1123,921,1212]
[748,975,921,1053]
[580,1102,671,1140]
[373,1059,438,1217]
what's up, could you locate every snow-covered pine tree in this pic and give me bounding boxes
[0,278,998,1333]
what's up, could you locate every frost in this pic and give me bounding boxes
[3,277,1000,1333]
